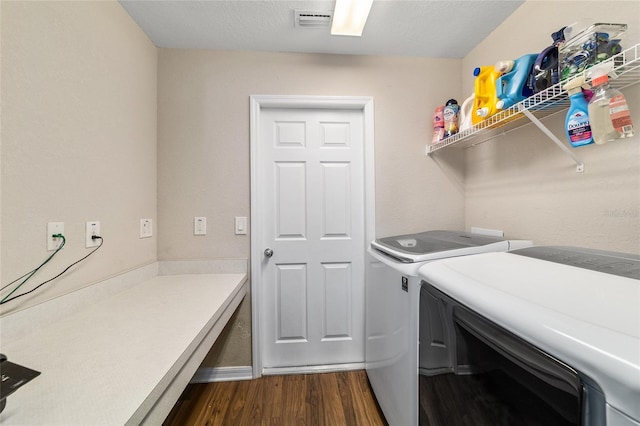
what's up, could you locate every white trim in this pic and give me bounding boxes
[250,95,375,110]
[250,95,375,379]
[190,366,253,383]
[262,363,366,376]
[158,258,248,275]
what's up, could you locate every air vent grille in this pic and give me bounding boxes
[294,10,333,28]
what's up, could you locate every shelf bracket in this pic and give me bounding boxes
[520,107,584,173]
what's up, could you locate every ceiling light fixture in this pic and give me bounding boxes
[330,0,374,37]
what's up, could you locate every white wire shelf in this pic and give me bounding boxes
[427,43,640,157]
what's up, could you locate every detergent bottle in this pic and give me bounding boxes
[563,75,593,147]
[431,105,445,144]
[588,61,634,144]
[472,66,502,124]
[496,53,538,110]
[459,93,475,132]
[443,99,460,138]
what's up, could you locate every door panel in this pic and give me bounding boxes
[260,107,365,369]
[321,262,352,340]
[320,121,351,147]
[321,162,351,238]
[275,162,306,239]
[276,264,307,342]
[275,121,306,146]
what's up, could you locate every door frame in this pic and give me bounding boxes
[249,95,375,378]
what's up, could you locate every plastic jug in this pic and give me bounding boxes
[472,66,502,124]
[496,54,538,110]
[459,94,475,132]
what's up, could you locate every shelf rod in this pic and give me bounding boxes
[520,107,585,173]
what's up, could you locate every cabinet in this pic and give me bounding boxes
[427,43,640,173]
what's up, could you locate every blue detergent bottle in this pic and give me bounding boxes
[495,53,538,110]
[563,75,593,147]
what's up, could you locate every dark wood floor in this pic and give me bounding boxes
[163,370,387,426]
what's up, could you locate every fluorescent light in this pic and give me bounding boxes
[330,0,374,37]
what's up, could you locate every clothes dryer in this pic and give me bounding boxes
[365,230,531,426]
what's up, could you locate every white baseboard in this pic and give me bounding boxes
[190,366,253,383]
[191,363,366,382]
[261,363,366,376]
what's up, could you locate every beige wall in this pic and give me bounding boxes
[157,49,465,366]
[157,49,465,256]
[1,1,158,315]
[462,0,640,253]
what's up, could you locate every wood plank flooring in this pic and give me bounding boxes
[163,370,388,426]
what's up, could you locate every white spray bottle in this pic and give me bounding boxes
[587,61,634,144]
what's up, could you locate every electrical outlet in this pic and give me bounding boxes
[194,217,206,235]
[47,222,64,251]
[85,221,101,248]
[140,218,153,238]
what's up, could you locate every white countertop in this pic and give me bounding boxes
[0,273,247,425]
[417,252,640,423]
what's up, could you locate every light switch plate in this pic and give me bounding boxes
[140,218,153,238]
[194,217,206,235]
[235,216,247,235]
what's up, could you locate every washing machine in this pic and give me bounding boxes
[417,246,640,426]
[365,230,532,426]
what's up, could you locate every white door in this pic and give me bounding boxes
[251,96,374,374]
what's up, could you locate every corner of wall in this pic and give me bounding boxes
[458,0,640,253]
[1,1,160,312]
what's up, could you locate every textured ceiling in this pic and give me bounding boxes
[118,0,525,58]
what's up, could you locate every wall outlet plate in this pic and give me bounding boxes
[140,218,153,238]
[47,222,64,251]
[85,221,101,248]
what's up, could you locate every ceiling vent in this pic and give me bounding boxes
[294,10,333,28]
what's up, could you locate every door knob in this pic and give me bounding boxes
[264,248,274,258]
